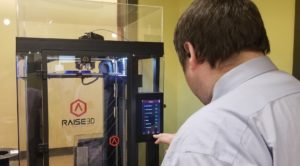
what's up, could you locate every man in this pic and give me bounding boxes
[154,0,300,165]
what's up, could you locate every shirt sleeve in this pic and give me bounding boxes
[162,152,232,166]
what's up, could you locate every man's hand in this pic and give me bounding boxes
[153,133,175,145]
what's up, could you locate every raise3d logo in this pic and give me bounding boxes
[70,99,87,117]
[62,99,95,126]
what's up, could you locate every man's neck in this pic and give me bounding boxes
[204,51,264,104]
[217,51,265,75]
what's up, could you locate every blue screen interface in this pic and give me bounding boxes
[141,99,161,135]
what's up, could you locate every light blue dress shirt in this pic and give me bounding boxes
[162,56,300,166]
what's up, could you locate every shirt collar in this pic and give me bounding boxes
[211,56,278,101]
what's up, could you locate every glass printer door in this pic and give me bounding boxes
[44,52,128,166]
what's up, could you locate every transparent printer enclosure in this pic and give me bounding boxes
[16,0,164,166]
[17,0,163,42]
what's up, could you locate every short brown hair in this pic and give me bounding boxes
[174,0,270,68]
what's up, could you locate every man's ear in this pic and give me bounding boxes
[183,42,198,68]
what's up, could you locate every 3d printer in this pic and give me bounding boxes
[16,37,164,166]
[16,1,164,165]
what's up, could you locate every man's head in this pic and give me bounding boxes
[174,0,270,70]
[174,0,270,104]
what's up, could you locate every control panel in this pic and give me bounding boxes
[136,93,163,142]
